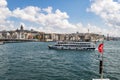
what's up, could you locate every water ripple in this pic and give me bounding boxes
[0,41,119,80]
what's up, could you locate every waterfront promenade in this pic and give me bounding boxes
[0,39,39,43]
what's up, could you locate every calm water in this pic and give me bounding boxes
[0,41,120,80]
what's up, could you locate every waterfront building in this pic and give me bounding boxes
[52,33,64,41]
[59,34,65,41]
[0,25,105,42]
[65,33,85,41]
[0,33,2,39]
[14,25,42,40]
[0,25,42,41]
[0,31,8,39]
[44,33,52,41]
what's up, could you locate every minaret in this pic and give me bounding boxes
[107,34,109,41]
[88,29,89,33]
[20,25,24,30]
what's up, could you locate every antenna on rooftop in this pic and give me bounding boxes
[88,29,89,33]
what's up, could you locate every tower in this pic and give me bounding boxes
[20,25,24,30]
[107,34,109,41]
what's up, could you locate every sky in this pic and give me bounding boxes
[0,0,120,37]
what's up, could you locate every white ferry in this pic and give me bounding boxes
[48,41,96,50]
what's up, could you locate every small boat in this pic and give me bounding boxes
[48,41,96,50]
[0,42,4,45]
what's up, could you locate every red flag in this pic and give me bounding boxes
[98,43,104,53]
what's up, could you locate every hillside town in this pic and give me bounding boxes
[0,25,105,42]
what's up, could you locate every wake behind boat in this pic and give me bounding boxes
[48,41,96,50]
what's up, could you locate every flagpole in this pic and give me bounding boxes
[93,40,110,80]
[100,52,103,80]
[100,41,104,80]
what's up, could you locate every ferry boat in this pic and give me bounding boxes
[48,41,96,50]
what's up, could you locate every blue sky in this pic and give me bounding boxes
[0,0,120,36]
[7,0,94,22]
[6,0,103,26]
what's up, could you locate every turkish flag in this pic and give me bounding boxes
[98,43,104,53]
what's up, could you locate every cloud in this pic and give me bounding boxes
[0,0,120,37]
[0,0,7,7]
[0,0,14,30]
[87,0,120,27]
[13,6,40,22]
[43,6,53,13]
[0,0,11,21]
[12,6,74,31]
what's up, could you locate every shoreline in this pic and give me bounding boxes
[0,39,39,43]
[0,39,56,43]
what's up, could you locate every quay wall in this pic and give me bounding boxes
[0,39,38,43]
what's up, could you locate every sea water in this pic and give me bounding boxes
[0,41,119,80]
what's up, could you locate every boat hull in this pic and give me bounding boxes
[48,45,95,50]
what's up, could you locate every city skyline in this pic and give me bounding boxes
[0,0,120,37]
